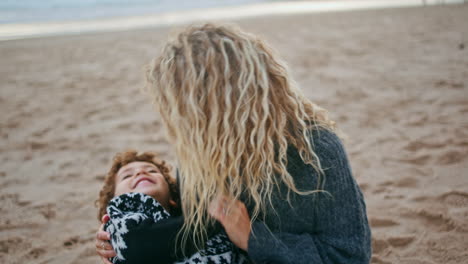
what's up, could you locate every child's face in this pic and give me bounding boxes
[114,161,172,211]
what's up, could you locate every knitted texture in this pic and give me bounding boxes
[246,129,372,263]
[105,192,250,264]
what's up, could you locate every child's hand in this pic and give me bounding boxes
[209,196,251,251]
[95,214,116,263]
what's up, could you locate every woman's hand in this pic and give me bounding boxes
[95,214,116,264]
[209,196,251,251]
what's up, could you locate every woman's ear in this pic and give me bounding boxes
[169,199,178,208]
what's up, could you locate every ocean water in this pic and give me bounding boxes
[0,0,276,24]
[2,0,464,25]
[1,0,464,40]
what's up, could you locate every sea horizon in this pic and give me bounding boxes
[0,0,465,41]
[0,0,276,24]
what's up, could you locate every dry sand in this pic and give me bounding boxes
[1,3,467,264]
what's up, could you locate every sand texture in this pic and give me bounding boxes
[1,4,467,264]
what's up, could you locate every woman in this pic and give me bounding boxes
[97,23,371,263]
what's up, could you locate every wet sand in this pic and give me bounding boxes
[1,3,467,264]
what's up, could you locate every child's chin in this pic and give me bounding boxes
[135,187,157,197]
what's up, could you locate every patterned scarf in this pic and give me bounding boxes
[105,192,250,264]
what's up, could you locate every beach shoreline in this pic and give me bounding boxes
[0,0,465,41]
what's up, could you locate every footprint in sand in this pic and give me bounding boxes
[143,137,167,145]
[65,123,78,130]
[404,111,429,127]
[439,191,468,208]
[401,208,457,232]
[398,154,431,166]
[394,177,419,188]
[370,217,399,227]
[371,238,390,255]
[403,139,447,152]
[63,235,94,248]
[372,186,389,194]
[83,109,100,120]
[25,248,46,259]
[371,235,415,261]
[358,183,369,192]
[411,195,431,202]
[31,127,51,137]
[434,80,464,90]
[99,113,115,121]
[63,236,80,248]
[455,138,468,148]
[94,174,106,181]
[77,246,99,258]
[116,122,132,130]
[59,161,74,169]
[0,193,30,210]
[34,203,56,220]
[23,153,32,161]
[335,88,369,100]
[106,94,119,101]
[371,255,392,264]
[0,237,23,254]
[437,150,466,165]
[63,95,75,104]
[141,121,161,130]
[337,114,349,122]
[27,141,48,150]
[377,180,393,187]
[397,258,437,264]
[6,120,20,129]
[383,194,405,199]
[48,172,80,182]
[387,235,415,247]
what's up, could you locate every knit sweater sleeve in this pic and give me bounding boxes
[247,130,372,264]
[120,216,186,264]
[104,193,197,264]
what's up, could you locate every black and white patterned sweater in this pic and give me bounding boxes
[105,192,250,264]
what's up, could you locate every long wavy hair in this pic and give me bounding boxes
[145,23,335,248]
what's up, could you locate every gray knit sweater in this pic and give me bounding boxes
[245,129,372,263]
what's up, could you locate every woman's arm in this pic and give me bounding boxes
[213,130,372,264]
[96,215,196,264]
[96,192,197,264]
[121,215,195,264]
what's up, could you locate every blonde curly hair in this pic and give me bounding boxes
[145,23,335,248]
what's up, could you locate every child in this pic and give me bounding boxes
[96,150,249,264]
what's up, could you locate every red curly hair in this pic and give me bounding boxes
[96,150,180,220]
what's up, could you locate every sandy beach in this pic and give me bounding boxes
[1,3,467,264]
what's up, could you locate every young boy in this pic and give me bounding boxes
[96,150,249,264]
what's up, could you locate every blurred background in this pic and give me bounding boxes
[0,0,271,23]
[0,1,467,264]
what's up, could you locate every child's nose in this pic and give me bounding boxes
[135,169,147,177]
